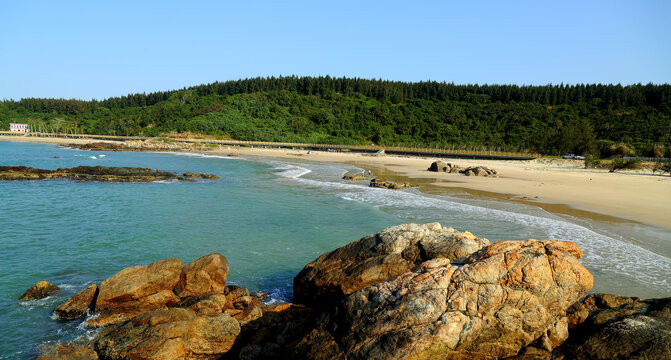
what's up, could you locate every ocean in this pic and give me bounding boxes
[1,140,670,359]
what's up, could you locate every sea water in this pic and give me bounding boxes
[1,141,670,359]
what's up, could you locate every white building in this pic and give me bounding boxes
[9,123,29,132]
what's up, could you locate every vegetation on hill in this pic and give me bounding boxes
[1,76,670,157]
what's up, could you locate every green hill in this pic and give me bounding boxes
[2,76,670,157]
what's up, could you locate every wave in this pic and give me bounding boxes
[272,163,312,179]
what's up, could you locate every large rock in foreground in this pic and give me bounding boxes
[36,342,98,360]
[294,223,489,307]
[293,240,593,360]
[95,258,183,317]
[94,308,240,360]
[19,281,59,301]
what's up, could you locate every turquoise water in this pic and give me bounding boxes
[1,141,670,359]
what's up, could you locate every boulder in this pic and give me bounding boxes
[54,284,98,319]
[459,166,498,177]
[428,161,449,172]
[293,240,593,360]
[94,308,240,360]
[19,281,59,301]
[36,342,98,360]
[95,258,183,316]
[294,223,489,307]
[175,253,229,297]
[557,297,671,359]
[369,177,414,190]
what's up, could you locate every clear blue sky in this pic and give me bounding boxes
[1,0,669,100]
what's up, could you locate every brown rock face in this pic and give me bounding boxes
[175,253,229,297]
[94,308,240,360]
[36,342,98,360]
[293,240,593,360]
[558,297,671,360]
[54,284,98,319]
[294,223,489,307]
[19,281,59,301]
[95,258,183,316]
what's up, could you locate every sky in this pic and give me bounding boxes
[1,0,669,100]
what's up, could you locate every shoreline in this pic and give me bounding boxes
[2,135,671,230]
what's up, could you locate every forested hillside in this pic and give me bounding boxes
[2,76,670,157]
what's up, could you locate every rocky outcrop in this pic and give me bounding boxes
[36,342,98,360]
[19,281,59,301]
[292,240,593,360]
[556,296,671,360]
[95,258,183,319]
[460,166,498,177]
[94,308,240,360]
[175,253,229,297]
[294,223,490,307]
[369,177,414,190]
[0,166,218,182]
[54,284,98,319]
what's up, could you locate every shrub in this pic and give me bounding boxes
[609,158,641,172]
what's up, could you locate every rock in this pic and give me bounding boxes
[175,294,229,315]
[342,174,368,181]
[428,161,449,172]
[557,297,671,359]
[0,166,218,182]
[175,253,229,297]
[54,284,98,319]
[226,305,317,360]
[19,280,59,301]
[294,223,489,307]
[94,308,240,360]
[459,166,498,177]
[369,177,414,190]
[293,240,592,360]
[182,172,221,180]
[582,292,640,310]
[95,258,183,316]
[427,161,461,173]
[36,342,98,360]
[228,153,239,157]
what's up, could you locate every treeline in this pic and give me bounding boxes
[1,76,670,157]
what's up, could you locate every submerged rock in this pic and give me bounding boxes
[94,308,240,360]
[19,281,59,301]
[0,166,218,182]
[369,177,414,190]
[54,284,98,320]
[36,342,98,360]
[294,223,489,307]
[292,240,593,360]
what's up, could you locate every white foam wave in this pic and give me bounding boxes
[159,151,239,160]
[273,164,312,179]
[284,173,671,293]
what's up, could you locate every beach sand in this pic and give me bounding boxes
[3,135,670,229]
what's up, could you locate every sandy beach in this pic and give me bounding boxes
[3,135,670,229]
